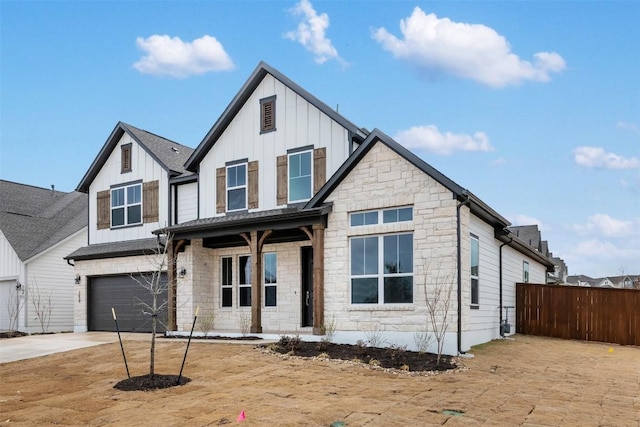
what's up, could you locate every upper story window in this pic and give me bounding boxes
[288,150,312,203]
[350,207,413,227]
[121,144,132,173]
[470,234,479,306]
[276,147,325,206]
[226,163,247,212]
[260,96,276,133]
[111,183,141,227]
[523,261,530,283]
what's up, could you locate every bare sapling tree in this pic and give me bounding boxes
[6,284,24,334]
[423,265,454,365]
[131,231,172,377]
[30,278,52,333]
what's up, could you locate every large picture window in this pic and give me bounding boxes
[239,255,252,307]
[111,183,141,227]
[470,234,479,306]
[264,253,277,307]
[227,163,247,212]
[288,150,312,202]
[351,233,413,304]
[221,257,233,307]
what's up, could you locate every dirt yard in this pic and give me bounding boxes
[1,334,638,426]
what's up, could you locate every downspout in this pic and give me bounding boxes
[456,194,471,355]
[498,237,512,338]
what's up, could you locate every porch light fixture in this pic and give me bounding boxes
[74,274,81,284]
[179,267,187,277]
[16,281,22,291]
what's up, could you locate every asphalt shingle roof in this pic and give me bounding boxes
[65,237,162,261]
[0,180,88,260]
[77,122,195,192]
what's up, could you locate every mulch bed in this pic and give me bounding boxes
[0,331,28,339]
[266,336,457,373]
[114,374,191,391]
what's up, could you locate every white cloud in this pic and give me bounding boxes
[565,238,640,277]
[572,214,640,238]
[573,146,640,170]
[491,157,507,167]
[617,121,640,135]
[285,0,342,64]
[372,7,566,88]
[133,34,234,78]
[394,125,493,155]
[510,214,549,231]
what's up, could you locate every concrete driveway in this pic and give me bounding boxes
[0,332,149,363]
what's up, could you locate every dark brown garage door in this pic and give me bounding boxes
[88,273,168,333]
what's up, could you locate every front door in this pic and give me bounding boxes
[301,246,313,327]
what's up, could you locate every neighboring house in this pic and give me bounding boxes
[567,274,640,289]
[65,122,194,333]
[0,180,87,332]
[507,224,568,283]
[156,62,554,356]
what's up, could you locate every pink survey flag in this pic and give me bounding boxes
[236,410,246,423]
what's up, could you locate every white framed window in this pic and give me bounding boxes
[226,163,247,212]
[288,150,312,202]
[350,207,413,227]
[264,253,277,307]
[350,233,413,304]
[221,257,233,307]
[523,261,530,283]
[111,183,141,227]
[238,255,252,307]
[470,234,479,306]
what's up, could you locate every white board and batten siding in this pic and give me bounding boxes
[89,132,169,244]
[0,229,22,280]
[198,73,352,218]
[23,228,87,332]
[176,182,198,224]
[465,215,547,350]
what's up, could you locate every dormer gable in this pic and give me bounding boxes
[76,121,193,193]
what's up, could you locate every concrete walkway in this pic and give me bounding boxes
[0,332,149,363]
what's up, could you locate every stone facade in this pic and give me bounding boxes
[323,142,463,353]
[176,239,314,333]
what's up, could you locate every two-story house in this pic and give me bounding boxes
[65,123,194,332]
[157,62,554,355]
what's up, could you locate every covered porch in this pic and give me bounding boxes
[159,205,331,335]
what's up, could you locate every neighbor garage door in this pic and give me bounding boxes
[88,273,168,333]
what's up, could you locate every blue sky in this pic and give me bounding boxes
[1,1,638,278]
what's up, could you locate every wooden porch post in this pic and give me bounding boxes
[250,230,262,333]
[312,223,325,335]
[241,230,272,334]
[167,238,176,331]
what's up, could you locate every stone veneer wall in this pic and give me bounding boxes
[73,254,166,332]
[322,142,467,354]
[176,239,313,333]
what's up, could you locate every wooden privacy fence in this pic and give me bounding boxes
[516,283,640,346]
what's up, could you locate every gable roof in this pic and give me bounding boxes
[305,129,554,269]
[0,180,87,261]
[184,61,368,171]
[306,128,510,229]
[77,122,194,193]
